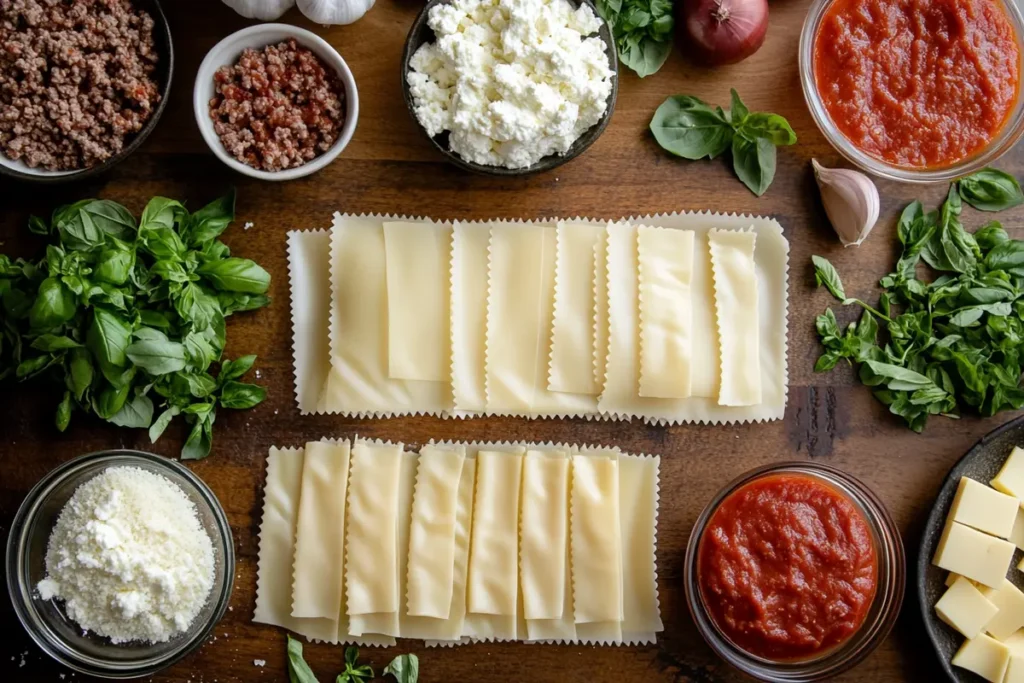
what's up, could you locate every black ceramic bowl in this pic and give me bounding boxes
[401,0,618,176]
[0,0,173,184]
[918,416,1024,682]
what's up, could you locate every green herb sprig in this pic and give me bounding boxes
[649,90,797,196]
[285,637,419,683]
[0,189,270,459]
[812,168,1024,432]
[595,0,673,78]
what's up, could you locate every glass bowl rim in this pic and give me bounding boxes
[798,0,1024,184]
[5,449,235,680]
[683,461,906,682]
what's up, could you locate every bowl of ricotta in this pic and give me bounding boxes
[6,450,234,678]
[403,0,618,175]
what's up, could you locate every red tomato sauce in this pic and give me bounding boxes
[813,0,1021,168]
[697,474,878,661]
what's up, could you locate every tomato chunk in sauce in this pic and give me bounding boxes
[698,473,878,661]
[813,0,1020,168]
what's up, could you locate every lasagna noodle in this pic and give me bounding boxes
[254,447,335,641]
[346,440,403,637]
[394,450,419,636]
[467,449,525,615]
[638,227,695,399]
[549,223,605,395]
[524,529,577,642]
[406,445,466,618]
[450,221,491,414]
[593,227,610,391]
[292,441,351,623]
[402,455,478,641]
[618,454,663,643]
[571,451,623,624]
[319,214,450,415]
[485,224,596,416]
[383,221,452,382]
[287,230,333,414]
[520,449,570,620]
[709,229,762,406]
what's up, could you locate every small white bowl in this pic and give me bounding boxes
[193,24,359,182]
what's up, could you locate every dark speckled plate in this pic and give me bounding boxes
[918,416,1024,682]
[400,0,618,176]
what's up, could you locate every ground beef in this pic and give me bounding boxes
[209,39,345,173]
[0,0,162,171]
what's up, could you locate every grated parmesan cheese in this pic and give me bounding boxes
[37,466,215,644]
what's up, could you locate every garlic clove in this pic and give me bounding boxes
[222,0,296,21]
[297,0,375,25]
[812,159,880,247]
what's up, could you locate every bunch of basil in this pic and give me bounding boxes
[812,169,1024,432]
[0,190,270,459]
[596,0,674,78]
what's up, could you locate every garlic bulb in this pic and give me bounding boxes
[222,0,296,20]
[297,0,375,25]
[812,159,880,247]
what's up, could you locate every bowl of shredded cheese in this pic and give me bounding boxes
[6,450,234,678]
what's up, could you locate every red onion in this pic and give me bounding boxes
[682,0,769,66]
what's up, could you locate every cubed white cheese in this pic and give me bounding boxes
[936,576,999,639]
[1003,630,1024,654]
[949,476,1018,538]
[993,447,1024,499]
[982,580,1024,641]
[1010,507,1024,551]
[933,521,1015,589]
[1007,655,1024,683]
[952,633,1011,682]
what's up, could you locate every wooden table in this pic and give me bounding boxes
[2,1,1022,681]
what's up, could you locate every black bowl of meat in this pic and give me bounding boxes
[0,0,173,183]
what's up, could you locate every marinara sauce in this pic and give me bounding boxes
[697,473,878,661]
[813,0,1021,168]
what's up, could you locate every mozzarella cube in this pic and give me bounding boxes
[1011,507,1024,551]
[949,476,1018,538]
[982,580,1024,641]
[952,633,1011,682]
[1004,630,1024,654]
[994,447,1024,499]
[935,576,999,638]
[1008,655,1024,683]
[933,521,1015,589]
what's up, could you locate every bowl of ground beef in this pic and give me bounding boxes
[0,0,173,182]
[194,24,358,181]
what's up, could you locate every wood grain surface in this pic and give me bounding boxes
[2,1,1022,681]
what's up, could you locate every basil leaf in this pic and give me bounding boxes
[93,247,134,286]
[82,200,136,240]
[17,354,55,379]
[67,348,94,401]
[650,95,732,160]
[109,394,154,428]
[286,634,319,683]
[738,112,797,146]
[728,88,749,125]
[959,168,1024,212]
[986,240,1024,275]
[383,654,419,683]
[29,277,77,331]
[54,201,105,251]
[863,360,936,391]
[181,411,214,460]
[219,380,267,409]
[197,258,271,294]
[975,221,1009,251]
[28,215,50,236]
[94,381,130,419]
[141,227,187,261]
[126,338,187,376]
[55,391,71,432]
[731,135,776,196]
[183,330,218,372]
[812,255,846,301]
[219,355,257,382]
[219,292,271,316]
[149,406,180,443]
[897,201,924,245]
[175,283,222,330]
[87,309,132,383]
[187,190,236,246]
[140,197,186,232]
[31,334,81,352]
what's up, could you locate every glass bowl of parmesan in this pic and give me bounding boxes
[6,450,235,679]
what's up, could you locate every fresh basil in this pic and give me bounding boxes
[336,647,374,683]
[383,654,419,683]
[286,634,319,683]
[959,168,1024,212]
[650,90,796,196]
[596,0,673,78]
[0,191,270,459]
[812,255,846,301]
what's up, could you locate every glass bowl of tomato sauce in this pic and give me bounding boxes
[800,0,1024,183]
[685,462,905,682]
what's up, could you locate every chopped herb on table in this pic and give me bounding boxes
[285,637,419,683]
[649,89,797,196]
[0,189,270,459]
[811,168,1024,432]
[595,0,674,78]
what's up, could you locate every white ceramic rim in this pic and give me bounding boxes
[799,0,1024,184]
[193,23,359,182]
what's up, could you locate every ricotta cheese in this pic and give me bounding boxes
[407,0,615,169]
